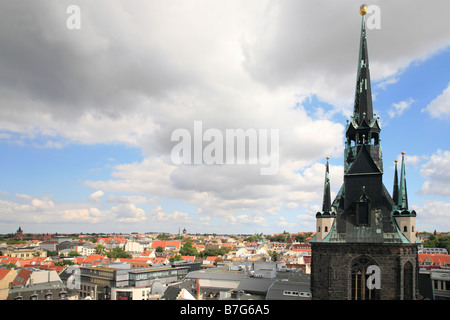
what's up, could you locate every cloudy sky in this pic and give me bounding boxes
[0,0,449,235]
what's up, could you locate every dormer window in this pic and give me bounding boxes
[356,187,371,226]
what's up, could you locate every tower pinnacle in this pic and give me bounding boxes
[353,6,374,124]
[393,159,399,207]
[360,4,368,16]
[398,151,408,210]
[322,156,332,213]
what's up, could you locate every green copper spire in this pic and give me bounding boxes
[393,159,399,207]
[398,152,408,210]
[322,157,332,212]
[353,12,374,124]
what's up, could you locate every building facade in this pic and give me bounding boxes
[310,6,420,300]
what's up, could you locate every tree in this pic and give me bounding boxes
[68,250,81,257]
[169,254,183,263]
[423,234,450,251]
[107,247,131,259]
[198,247,230,258]
[55,260,74,266]
[179,239,198,256]
[94,244,106,255]
[244,235,259,242]
[157,234,171,240]
[156,246,164,253]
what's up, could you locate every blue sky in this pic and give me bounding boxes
[0,1,449,235]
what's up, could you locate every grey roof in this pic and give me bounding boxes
[185,270,247,282]
[237,278,276,294]
[266,280,311,300]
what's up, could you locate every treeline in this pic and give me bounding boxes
[422,232,450,251]
[179,239,230,258]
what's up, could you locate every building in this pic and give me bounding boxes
[96,237,127,250]
[7,267,77,300]
[0,269,18,300]
[420,247,448,255]
[310,6,420,300]
[418,269,450,300]
[14,227,24,240]
[2,247,47,259]
[76,263,192,300]
[184,261,310,300]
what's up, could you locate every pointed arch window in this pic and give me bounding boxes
[403,261,414,300]
[351,257,380,300]
[356,187,371,226]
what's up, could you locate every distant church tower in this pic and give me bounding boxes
[15,226,24,240]
[310,5,419,300]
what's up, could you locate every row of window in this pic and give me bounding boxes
[283,290,311,297]
[14,291,68,300]
[433,280,450,291]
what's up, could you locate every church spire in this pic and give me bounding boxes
[344,5,382,174]
[398,151,408,210]
[322,157,332,212]
[393,159,399,207]
[353,5,374,124]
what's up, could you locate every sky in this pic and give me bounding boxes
[0,0,449,235]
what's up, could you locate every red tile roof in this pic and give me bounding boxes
[11,268,33,287]
[0,269,12,280]
[151,240,181,249]
[418,253,450,267]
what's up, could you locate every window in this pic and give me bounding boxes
[403,262,413,300]
[357,202,369,225]
[404,226,408,232]
[351,257,379,300]
[355,189,371,226]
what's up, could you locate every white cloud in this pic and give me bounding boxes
[62,208,106,223]
[419,149,450,197]
[1,1,450,233]
[88,190,104,202]
[225,214,267,227]
[388,98,415,118]
[106,194,149,204]
[413,200,450,232]
[422,82,450,118]
[150,206,194,225]
[112,203,146,223]
[276,217,297,228]
[285,202,298,210]
[0,193,147,228]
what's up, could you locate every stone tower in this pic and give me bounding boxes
[310,6,420,300]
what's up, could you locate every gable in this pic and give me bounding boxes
[347,145,381,175]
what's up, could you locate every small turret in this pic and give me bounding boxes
[315,157,335,241]
[393,152,417,243]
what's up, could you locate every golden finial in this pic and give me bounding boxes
[395,159,398,163]
[326,156,330,160]
[401,151,405,155]
[360,4,368,16]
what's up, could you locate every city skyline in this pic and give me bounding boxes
[0,1,449,235]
